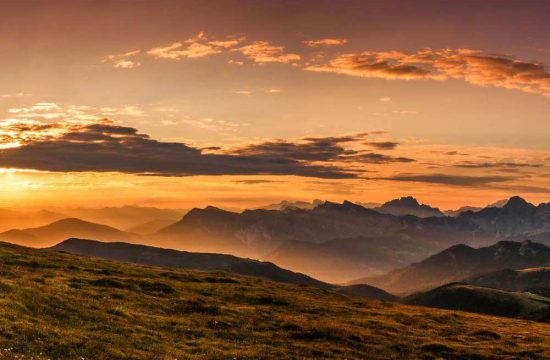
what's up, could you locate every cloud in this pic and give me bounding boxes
[148,32,245,60]
[8,102,100,122]
[303,38,347,47]
[100,105,145,117]
[233,90,253,96]
[231,133,414,164]
[0,93,32,98]
[233,179,282,185]
[364,141,399,150]
[305,48,550,97]
[236,41,301,64]
[178,117,240,132]
[378,96,391,102]
[148,41,220,59]
[392,110,417,115]
[7,102,148,123]
[102,50,141,69]
[376,173,516,186]
[454,161,543,169]
[0,121,370,179]
[265,88,281,93]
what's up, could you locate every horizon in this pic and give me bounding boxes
[0,194,546,214]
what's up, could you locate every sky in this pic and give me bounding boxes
[0,0,549,210]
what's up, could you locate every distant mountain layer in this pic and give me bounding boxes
[0,218,143,248]
[265,235,439,284]
[59,205,185,229]
[0,209,67,232]
[373,196,444,218]
[126,219,177,235]
[155,196,550,281]
[351,240,550,294]
[403,283,550,321]
[50,238,397,301]
[255,199,325,211]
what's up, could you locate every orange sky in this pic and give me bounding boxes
[0,0,548,210]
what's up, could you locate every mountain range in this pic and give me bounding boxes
[352,240,550,294]
[155,196,550,281]
[0,196,547,284]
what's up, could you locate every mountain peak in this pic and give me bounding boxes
[504,196,529,207]
[374,196,443,218]
[502,196,535,212]
[391,196,420,206]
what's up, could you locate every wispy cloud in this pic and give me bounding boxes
[364,141,399,150]
[235,41,300,64]
[0,93,32,98]
[102,50,141,69]
[232,90,253,96]
[147,32,245,60]
[305,48,550,97]
[376,173,516,186]
[7,102,146,123]
[303,38,347,47]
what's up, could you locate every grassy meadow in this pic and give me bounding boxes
[0,241,548,359]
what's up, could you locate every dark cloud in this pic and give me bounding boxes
[363,141,399,150]
[454,161,543,169]
[341,153,414,164]
[233,179,283,185]
[375,173,516,186]
[231,133,368,162]
[0,122,376,179]
[233,133,413,165]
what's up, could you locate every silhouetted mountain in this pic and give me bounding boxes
[464,267,550,297]
[456,196,549,242]
[154,197,550,279]
[0,218,143,248]
[444,198,518,217]
[254,199,324,211]
[444,206,482,217]
[373,196,444,218]
[0,209,67,232]
[487,199,510,208]
[351,240,550,294]
[57,206,185,230]
[403,283,550,321]
[50,238,396,301]
[156,200,463,260]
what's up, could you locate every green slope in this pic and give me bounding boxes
[0,241,549,359]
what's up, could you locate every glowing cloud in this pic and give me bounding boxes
[102,50,141,69]
[148,32,245,60]
[305,49,550,97]
[303,38,348,47]
[236,41,301,64]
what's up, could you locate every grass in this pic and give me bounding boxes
[0,241,549,359]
